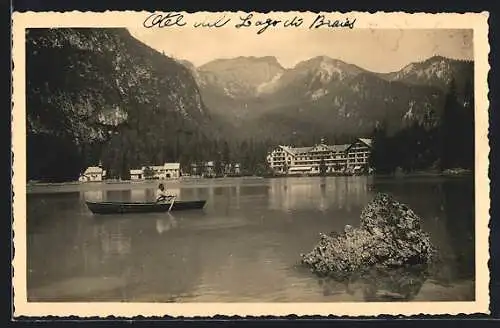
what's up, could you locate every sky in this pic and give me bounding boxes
[128,27,473,73]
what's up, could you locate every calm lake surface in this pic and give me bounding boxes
[26,176,475,302]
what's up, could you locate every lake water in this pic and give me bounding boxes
[26,176,475,302]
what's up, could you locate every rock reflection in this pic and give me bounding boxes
[361,267,428,301]
[317,266,428,301]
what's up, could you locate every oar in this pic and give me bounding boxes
[168,195,176,212]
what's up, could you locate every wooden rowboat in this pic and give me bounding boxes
[85,199,206,215]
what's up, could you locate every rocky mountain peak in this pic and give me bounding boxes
[194,56,285,99]
[382,55,473,92]
[199,56,284,72]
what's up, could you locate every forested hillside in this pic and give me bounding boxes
[27,28,214,181]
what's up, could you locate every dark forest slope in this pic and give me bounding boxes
[26,28,213,182]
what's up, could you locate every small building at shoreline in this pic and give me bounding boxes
[141,163,181,180]
[130,169,143,180]
[79,166,106,182]
[164,163,181,179]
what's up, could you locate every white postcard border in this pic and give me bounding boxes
[11,10,491,317]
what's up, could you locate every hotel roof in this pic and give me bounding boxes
[287,147,313,154]
[328,144,351,152]
[164,163,180,170]
[358,138,373,147]
[278,144,351,154]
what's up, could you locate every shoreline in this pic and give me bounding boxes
[26,168,473,187]
[26,176,265,187]
[24,172,473,195]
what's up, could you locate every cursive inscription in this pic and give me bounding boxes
[141,12,357,33]
[309,14,356,29]
[194,15,231,28]
[235,13,304,34]
[143,12,187,28]
[284,16,304,28]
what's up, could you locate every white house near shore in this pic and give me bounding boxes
[130,169,143,180]
[164,163,181,179]
[79,166,106,182]
[138,162,181,180]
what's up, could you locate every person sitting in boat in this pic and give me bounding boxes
[156,183,170,203]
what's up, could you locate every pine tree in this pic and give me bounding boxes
[369,123,395,174]
[439,78,461,170]
[239,140,249,173]
[143,166,154,179]
[461,79,475,170]
[121,156,131,180]
[222,141,231,165]
[214,159,223,176]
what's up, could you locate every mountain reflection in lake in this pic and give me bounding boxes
[26,176,475,302]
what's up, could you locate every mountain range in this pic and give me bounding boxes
[177,54,473,141]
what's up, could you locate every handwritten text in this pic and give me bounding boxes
[309,14,356,29]
[143,12,187,28]
[141,12,357,33]
[193,15,231,28]
[235,13,303,34]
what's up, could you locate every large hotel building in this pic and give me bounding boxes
[266,138,372,175]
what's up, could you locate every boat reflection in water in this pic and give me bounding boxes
[156,213,179,235]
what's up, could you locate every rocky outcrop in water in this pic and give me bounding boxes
[301,193,436,279]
